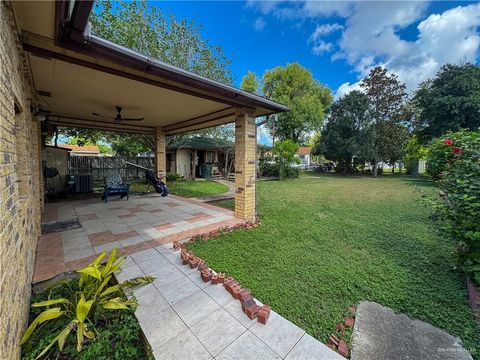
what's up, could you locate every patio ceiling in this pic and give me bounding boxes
[13,1,288,136]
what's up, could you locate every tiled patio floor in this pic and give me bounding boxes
[34,194,243,283]
[117,245,345,360]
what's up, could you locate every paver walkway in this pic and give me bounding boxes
[116,245,345,360]
[194,179,235,203]
[34,194,242,283]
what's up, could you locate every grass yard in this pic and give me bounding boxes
[208,198,235,210]
[188,175,480,355]
[129,179,228,198]
[167,180,228,198]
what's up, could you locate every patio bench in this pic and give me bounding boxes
[102,175,129,203]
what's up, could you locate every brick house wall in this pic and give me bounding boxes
[1,3,43,359]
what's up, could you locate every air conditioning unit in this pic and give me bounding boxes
[68,174,94,193]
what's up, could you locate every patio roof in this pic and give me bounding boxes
[12,1,288,136]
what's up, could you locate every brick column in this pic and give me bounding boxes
[234,108,256,222]
[155,128,166,182]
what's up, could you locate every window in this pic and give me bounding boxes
[206,151,215,163]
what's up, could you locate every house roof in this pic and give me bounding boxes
[58,144,100,154]
[12,1,289,136]
[167,137,233,150]
[297,147,312,156]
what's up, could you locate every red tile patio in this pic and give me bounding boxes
[33,194,242,283]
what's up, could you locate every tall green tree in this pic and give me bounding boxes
[272,139,300,180]
[313,91,372,174]
[262,63,332,143]
[360,66,408,177]
[240,71,260,95]
[91,0,232,84]
[411,63,480,143]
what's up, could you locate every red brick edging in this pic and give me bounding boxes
[173,241,271,325]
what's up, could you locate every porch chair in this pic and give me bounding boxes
[102,175,129,203]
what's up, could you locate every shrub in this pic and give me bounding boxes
[283,166,299,178]
[273,140,300,180]
[166,173,183,182]
[259,162,279,177]
[21,249,154,358]
[426,130,480,284]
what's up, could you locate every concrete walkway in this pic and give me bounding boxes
[116,245,345,360]
[351,301,473,360]
[194,179,235,203]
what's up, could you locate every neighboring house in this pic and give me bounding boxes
[58,144,101,156]
[1,2,286,358]
[167,137,233,179]
[297,146,312,168]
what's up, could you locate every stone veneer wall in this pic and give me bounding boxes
[0,2,43,359]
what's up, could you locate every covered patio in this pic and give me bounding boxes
[13,0,287,223]
[35,194,242,283]
[12,0,287,283]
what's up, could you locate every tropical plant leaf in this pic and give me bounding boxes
[32,298,70,308]
[76,295,93,323]
[101,248,118,276]
[99,284,120,298]
[95,275,112,297]
[92,252,106,266]
[77,321,84,352]
[57,324,73,351]
[20,307,64,344]
[120,276,155,289]
[77,265,101,280]
[100,297,137,310]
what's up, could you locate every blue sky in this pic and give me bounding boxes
[155,0,480,98]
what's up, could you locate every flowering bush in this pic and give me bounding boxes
[427,130,480,285]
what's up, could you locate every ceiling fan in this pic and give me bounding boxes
[92,106,144,122]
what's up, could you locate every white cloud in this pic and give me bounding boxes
[334,81,362,98]
[248,1,480,94]
[311,40,333,55]
[309,23,343,54]
[253,16,267,31]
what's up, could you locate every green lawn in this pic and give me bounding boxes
[187,175,480,356]
[167,180,228,198]
[209,198,235,210]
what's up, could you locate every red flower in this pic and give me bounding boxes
[452,147,463,154]
[443,139,454,145]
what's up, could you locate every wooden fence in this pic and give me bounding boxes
[68,156,155,183]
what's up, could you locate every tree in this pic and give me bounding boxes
[262,63,333,143]
[314,91,372,174]
[272,139,300,180]
[91,0,232,84]
[59,0,234,151]
[375,121,409,172]
[241,71,260,95]
[360,66,408,177]
[66,136,112,155]
[411,63,480,143]
[403,135,427,175]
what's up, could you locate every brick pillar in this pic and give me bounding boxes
[155,128,166,181]
[234,108,256,221]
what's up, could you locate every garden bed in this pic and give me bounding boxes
[22,276,153,360]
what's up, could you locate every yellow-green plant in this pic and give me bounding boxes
[21,249,154,359]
